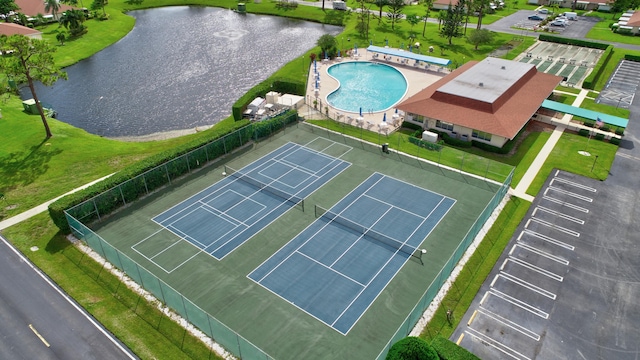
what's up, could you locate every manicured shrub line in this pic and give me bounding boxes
[583,45,614,89]
[430,336,480,360]
[538,34,609,49]
[408,135,444,151]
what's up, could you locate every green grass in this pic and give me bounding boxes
[585,12,640,45]
[592,47,640,90]
[0,95,237,221]
[587,90,599,98]
[420,197,531,341]
[580,97,630,119]
[510,131,551,188]
[556,85,581,94]
[526,131,617,196]
[2,214,221,360]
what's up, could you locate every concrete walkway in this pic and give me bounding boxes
[0,173,114,231]
[510,88,590,201]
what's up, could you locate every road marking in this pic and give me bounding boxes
[617,152,640,162]
[29,324,50,348]
[468,310,478,326]
[550,177,597,192]
[544,187,593,202]
[534,206,585,225]
[527,218,580,237]
[505,257,564,282]
[480,292,489,306]
[456,333,464,345]
[500,271,557,299]
[477,308,541,341]
[542,195,589,213]
[465,327,532,360]
[515,242,570,265]
[488,289,549,319]
[520,230,575,251]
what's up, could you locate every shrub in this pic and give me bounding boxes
[594,133,605,141]
[386,337,439,360]
[583,45,614,90]
[428,129,472,148]
[615,128,625,136]
[610,137,621,145]
[578,129,590,137]
[408,136,443,151]
[430,336,480,360]
[402,121,423,131]
[624,54,640,62]
[538,34,609,49]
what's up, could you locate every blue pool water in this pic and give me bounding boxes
[326,62,408,113]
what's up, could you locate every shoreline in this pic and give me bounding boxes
[107,125,215,142]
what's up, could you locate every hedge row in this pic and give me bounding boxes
[49,113,298,232]
[232,77,305,120]
[430,336,480,360]
[408,135,444,151]
[582,45,614,89]
[624,54,640,62]
[427,129,473,148]
[538,34,609,50]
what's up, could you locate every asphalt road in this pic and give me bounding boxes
[0,235,137,360]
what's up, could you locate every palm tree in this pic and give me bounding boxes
[44,0,61,20]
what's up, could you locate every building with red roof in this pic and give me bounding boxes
[397,57,562,148]
[0,23,42,39]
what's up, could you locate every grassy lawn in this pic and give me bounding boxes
[420,197,531,341]
[592,47,640,90]
[556,85,582,94]
[2,214,220,360]
[526,131,617,196]
[580,97,630,119]
[585,12,640,46]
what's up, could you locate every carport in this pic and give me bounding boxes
[366,45,451,66]
[541,99,629,129]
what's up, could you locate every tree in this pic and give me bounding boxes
[59,9,87,37]
[406,14,421,39]
[386,337,439,360]
[317,34,337,57]
[467,28,495,50]
[386,0,405,30]
[45,0,61,20]
[374,0,387,24]
[440,1,465,45]
[475,0,488,29]
[357,0,371,39]
[91,0,107,17]
[55,30,66,45]
[422,0,434,37]
[0,0,18,17]
[0,35,67,139]
[437,9,447,29]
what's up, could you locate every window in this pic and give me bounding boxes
[472,130,492,141]
[435,120,454,131]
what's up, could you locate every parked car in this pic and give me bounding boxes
[550,19,567,26]
[528,14,546,20]
[538,8,549,14]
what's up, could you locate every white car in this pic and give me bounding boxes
[550,19,567,26]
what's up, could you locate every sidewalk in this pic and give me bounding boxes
[0,173,114,231]
[510,88,590,201]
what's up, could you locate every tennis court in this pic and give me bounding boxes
[133,141,350,269]
[249,172,454,334]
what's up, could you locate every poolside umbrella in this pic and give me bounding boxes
[409,45,412,53]
[315,78,319,89]
[359,107,363,117]
[370,40,372,45]
[354,44,358,55]
[393,108,400,120]
[325,51,328,60]
[383,113,387,122]
[314,59,317,73]
[338,50,341,58]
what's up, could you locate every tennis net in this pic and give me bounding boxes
[315,205,417,257]
[225,165,304,210]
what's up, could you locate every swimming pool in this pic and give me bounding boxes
[326,62,408,113]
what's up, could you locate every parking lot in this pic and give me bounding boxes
[597,59,640,109]
[486,10,599,38]
[453,170,640,360]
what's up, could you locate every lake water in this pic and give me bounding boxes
[25,7,341,137]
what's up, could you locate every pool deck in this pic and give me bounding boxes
[302,49,449,133]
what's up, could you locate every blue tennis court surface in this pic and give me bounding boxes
[248,173,456,334]
[148,142,350,261]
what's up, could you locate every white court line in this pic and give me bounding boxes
[504,257,564,282]
[487,289,549,319]
[499,271,557,299]
[304,138,354,160]
[533,206,585,224]
[550,177,597,192]
[295,250,367,287]
[465,327,532,360]
[513,243,570,265]
[544,187,593,202]
[519,230,575,251]
[477,308,541,341]
[526,217,581,237]
[542,195,589,213]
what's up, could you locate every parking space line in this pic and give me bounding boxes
[480,291,489,306]
[545,187,593,202]
[468,310,478,326]
[534,206,585,224]
[477,308,541,341]
[542,195,589,213]
[550,177,597,192]
[456,333,464,345]
[617,152,640,162]
[520,230,575,251]
[505,257,564,282]
[499,271,557,299]
[515,243,570,265]
[488,289,549,319]
[465,327,532,360]
[527,218,581,237]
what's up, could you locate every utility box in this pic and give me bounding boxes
[422,130,438,143]
[333,1,347,10]
[22,99,39,115]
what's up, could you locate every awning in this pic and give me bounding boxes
[366,45,451,66]
[541,100,628,128]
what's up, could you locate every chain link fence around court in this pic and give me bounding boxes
[375,168,513,360]
[64,114,513,360]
